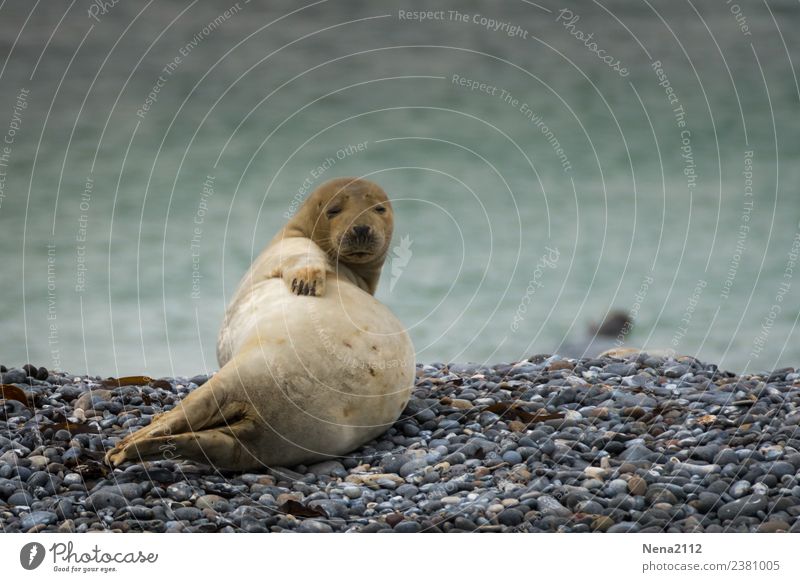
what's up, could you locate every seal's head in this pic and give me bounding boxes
[303,177,394,267]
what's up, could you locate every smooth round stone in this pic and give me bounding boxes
[8,490,35,507]
[27,455,49,471]
[396,484,418,498]
[21,510,58,530]
[767,462,795,478]
[100,483,142,500]
[604,363,637,377]
[576,500,604,514]
[756,520,791,533]
[583,479,604,490]
[717,494,768,520]
[691,492,721,513]
[166,482,194,502]
[606,479,628,496]
[307,460,347,477]
[0,478,17,499]
[591,516,614,532]
[502,451,523,465]
[297,519,333,533]
[714,449,738,466]
[618,445,654,462]
[343,486,362,500]
[189,374,209,386]
[664,365,689,378]
[607,521,641,533]
[86,490,127,510]
[401,423,420,437]
[399,458,429,478]
[444,452,467,465]
[26,471,52,489]
[536,495,571,517]
[172,506,203,521]
[307,499,349,519]
[729,480,751,498]
[240,519,268,533]
[627,476,647,496]
[0,368,27,384]
[394,520,421,533]
[195,495,230,513]
[539,440,556,456]
[63,473,83,486]
[123,505,154,520]
[497,508,524,527]
[441,496,460,505]
[55,498,75,520]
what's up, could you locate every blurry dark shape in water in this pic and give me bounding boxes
[590,310,632,338]
[559,309,632,358]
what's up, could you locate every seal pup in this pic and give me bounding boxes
[106,177,415,471]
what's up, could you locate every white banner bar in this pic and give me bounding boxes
[1,533,798,581]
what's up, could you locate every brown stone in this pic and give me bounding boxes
[591,516,614,532]
[627,475,647,496]
[549,360,574,371]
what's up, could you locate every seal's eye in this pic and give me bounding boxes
[374,206,387,214]
[326,207,342,219]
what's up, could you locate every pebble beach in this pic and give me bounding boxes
[2,354,800,533]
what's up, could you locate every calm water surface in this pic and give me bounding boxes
[0,0,798,376]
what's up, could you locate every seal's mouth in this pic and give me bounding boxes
[339,246,378,263]
[337,234,382,263]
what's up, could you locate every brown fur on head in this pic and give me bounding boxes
[279,177,394,294]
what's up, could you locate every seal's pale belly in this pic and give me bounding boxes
[217,276,415,463]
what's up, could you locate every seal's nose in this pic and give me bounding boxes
[352,225,371,237]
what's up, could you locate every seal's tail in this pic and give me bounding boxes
[104,361,257,469]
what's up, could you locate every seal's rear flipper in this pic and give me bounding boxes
[104,361,256,469]
[104,418,259,470]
